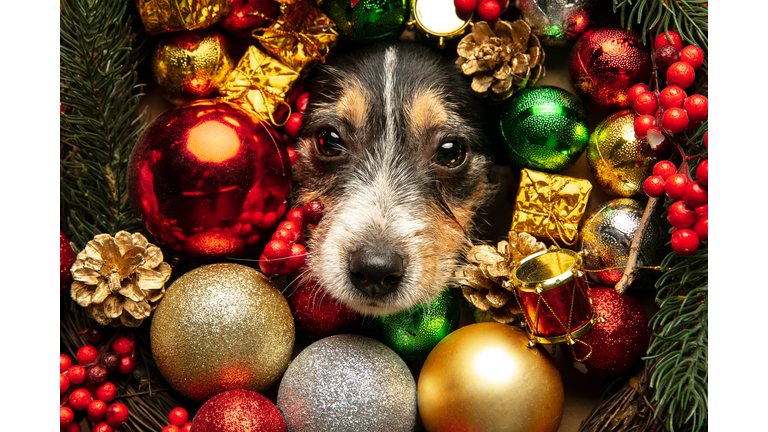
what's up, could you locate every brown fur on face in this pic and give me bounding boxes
[292,42,496,315]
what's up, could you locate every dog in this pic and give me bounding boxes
[292,42,497,316]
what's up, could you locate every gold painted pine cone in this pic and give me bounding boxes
[70,231,171,327]
[456,20,546,102]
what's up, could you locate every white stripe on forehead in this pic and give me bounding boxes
[382,46,398,157]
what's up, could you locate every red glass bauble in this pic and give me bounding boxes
[192,389,287,432]
[568,287,651,379]
[220,0,281,37]
[127,100,292,260]
[60,232,75,296]
[568,26,652,112]
[286,276,361,338]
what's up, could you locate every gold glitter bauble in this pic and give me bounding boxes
[151,29,235,105]
[586,109,657,197]
[150,263,294,403]
[418,322,564,432]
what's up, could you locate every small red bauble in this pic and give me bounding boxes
[127,100,292,260]
[693,213,708,241]
[112,337,134,357]
[632,92,658,115]
[664,174,688,200]
[680,45,705,70]
[626,83,649,107]
[88,399,108,423]
[219,0,281,37]
[658,85,687,110]
[169,407,189,427]
[295,92,310,114]
[61,232,75,296]
[634,114,657,137]
[68,365,86,385]
[666,61,695,89]
[454,0,477,16]
[643,175,665,198]
[118,355,136,374]
[684,94,708,122]
[92,423,113,432]
[569,287,651,379]
[61,373,70,394]
[655,30,683,51]
[285,112,303,138]
[286,277,361,338]
[671,229,699,255]
[191,389,287,432]
[61,354,72,373]
[667,201,697,229]
[660,107,689,134]
[683,181,708,209]
[696,159,708,187]
[477,0,501,21]
[653,160,677,180]
[163,426,181,432]
[105,402,130,428]
[77,345,98,365]
[61,406,75,427]
[96,382,117,403]
[69,388,93,411]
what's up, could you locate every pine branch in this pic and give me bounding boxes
[60,0,149,251]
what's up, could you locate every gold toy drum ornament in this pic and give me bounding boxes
[409,0,472,48]
[505,248,603,353]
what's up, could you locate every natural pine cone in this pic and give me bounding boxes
[70,231,171,327]
[456,19,546,102]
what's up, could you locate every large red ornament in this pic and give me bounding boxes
[191,389,287,432]
[127,100,292,260]
[568,287,651,379]
[285,275,361,338]
[220,0,281,37]
[568,26,652,112]
[60,231,75,296]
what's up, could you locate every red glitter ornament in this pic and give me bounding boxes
[285,276,361,338]
[568,287,651,379]
[127,100,292,260]
[220,0,281,37]
[191,389,287,432]
[568,26,652,112]
[60,232,75,296]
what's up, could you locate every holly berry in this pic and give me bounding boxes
[88,399,108,423]
[61,354,73,373]
[477,0,500,21]
[85,327,107,346]
[671,229,699,255]
[77,345,98,365]
[667,201,697,229]
[660,107,689,134]
[285,112,303,138]
[684,94,708,121]
[295,92,310,114]
[305,201,325,224]
[96,382,117,403]
[112,336,134,357]
[61,373,70,394]
[105,402,130,428]
[632,91,658,115]
[666,61,695,89]
[658,85,687,110]
[92,422,113,432]
[664,174,688,200]
[683,181,708,208]
[69,388,93,411]
[102,352,121,373]
[655,44,681,74]
[88,364,109,385]
[182,423,193,432]
[653,160,677,180]
[692,213,708,241]
[680,45,705,70]
[655,30,683,51]
[643,175,665,198]
[169,407,189,427]
[68,365,86,385]
[454,0,477,16]
[695,204,708,216]
[627,83,649,107]
[61,406,75,428]
[696,159,708,187]
[163,426,181,432]
[118,354,136,374]
[63,423,82,432]
[634,114,657,138]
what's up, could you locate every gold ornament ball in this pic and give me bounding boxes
[418,322,564,432]
[150,263,294,403]
[586,109,658,197]
[151,29,235,105]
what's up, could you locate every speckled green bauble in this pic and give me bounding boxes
[322,0,409,43]
[379,288,460,361]
[499,86,590,173]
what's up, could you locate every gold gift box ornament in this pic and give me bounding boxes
[137,0,232,34]
[511,168,592,246]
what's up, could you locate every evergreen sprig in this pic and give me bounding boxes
[60,0,148,251]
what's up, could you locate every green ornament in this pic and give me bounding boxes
[322,0,409,43]
[499,86,590,173]
[379,288,460,361]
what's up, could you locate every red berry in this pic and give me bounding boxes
[286,243,308,272]
[61,354,73,373]
[655,30,683,51]
[77,345,98,365]
[102,352,121,373]
[668,201,697,228]
[634,114,657,138]
[695,204,708,215]
[118,355,136,374]
[163,426,181,432]
[105,402,130,428]
[627,83,649,107]
[664,174,688,200]
[683,181,708,208]
[660,107,689,134]
[285,112,303,138]
[274,220,301,244]
[85,327,107,346]
[671,229,699,255]
[68,365,86,385]
[653,160,677,180]
[61,373,70,394]
[285,146,298,165]
[169,407,189,427]
[632,91,658,115]
[61,406,75,428]
[454,0,477,16]
[92,422,113,432]
[646,127,670,157]
[304,201,325,224]
[655,44,681,73]
[112,337,134,357]
[262,239,290,261]
[658,85,687,110]
[70,388,93,411]
[680,45,705,70]
[684,94,708,121]
[182,423,193,432]
[286,208,305,225]
[295,92,310,113]
[88,399,108,423]
[477,0,500,21]
[692,212,708,241]
[695,159,708,187]
[63,423,82,432]
[88,364,109,385]
[643,175,665,198]
[666,61,695,89]
[96,382,117,403]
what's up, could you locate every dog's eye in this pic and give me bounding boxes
[314,128,346,157]
[434,141,466,168]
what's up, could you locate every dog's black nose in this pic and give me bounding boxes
[348,248,404,297]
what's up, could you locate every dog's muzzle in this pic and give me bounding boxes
[348,247,405,298]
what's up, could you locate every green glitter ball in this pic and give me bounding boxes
[379,288,460,361]
[499,86,590,173]
[322,0,409,43]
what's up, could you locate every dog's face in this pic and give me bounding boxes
[293,43,496,316]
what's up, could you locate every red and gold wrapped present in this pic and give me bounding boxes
[136,0,232,34]
[253,0,338,71]
[511,168,592,246]
[219,45,300,126]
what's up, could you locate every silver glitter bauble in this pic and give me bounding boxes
[516,0,595,46]
[277,334,418,432]
[150,263,294,403]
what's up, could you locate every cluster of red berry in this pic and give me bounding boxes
[453,0,509,22]
[628,31,707,155]
[260,201,324,276]
[161,407,192,432]
[643,154,708,256]
[60,330,135,431]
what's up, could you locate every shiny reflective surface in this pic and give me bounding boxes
[322,0,409,42]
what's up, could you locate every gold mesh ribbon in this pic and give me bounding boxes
[136,0,232,34]
[219,45,300,126]
[511,169,592,246]
[253,0,338,72]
